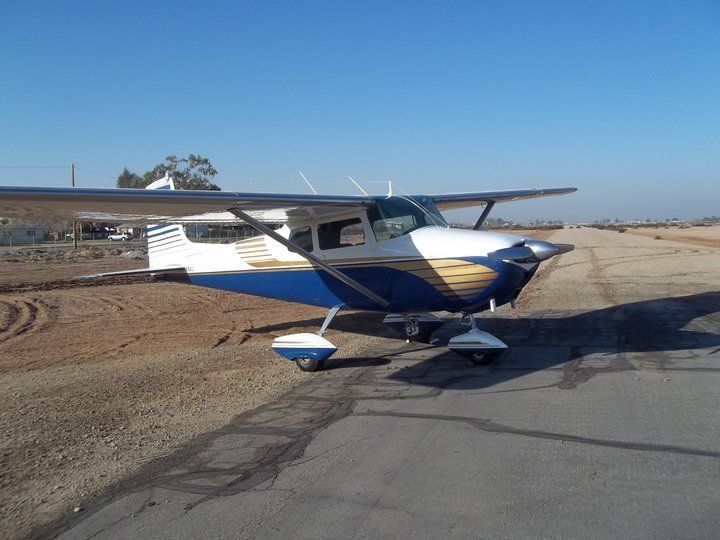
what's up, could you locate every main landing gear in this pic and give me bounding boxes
[382,313,444,343]
[270,304,343,372]
[271,306,507,372]
[447,312,508,365]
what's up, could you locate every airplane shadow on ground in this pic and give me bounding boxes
[251,293,720,390]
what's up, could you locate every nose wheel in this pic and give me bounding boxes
[448,312,508,364]
[294,357,324,372]
[469,349,505,365]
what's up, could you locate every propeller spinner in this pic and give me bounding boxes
[488,239,574,263]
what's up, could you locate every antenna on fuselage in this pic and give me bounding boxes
[348,176,369,196]
[387,180,393,197]
[298,170,318,195]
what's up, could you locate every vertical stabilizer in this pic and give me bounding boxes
[145,177,194,268]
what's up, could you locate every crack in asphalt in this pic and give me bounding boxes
[353,411,720,459]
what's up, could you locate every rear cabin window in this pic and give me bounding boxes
[317,218,365,250]
[289,226,313,251]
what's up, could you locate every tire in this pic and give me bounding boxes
[121,237,127,242]
[410,331,432,344]
[109,238,114,242]
[470,350,504,365]
[295,357,324,372]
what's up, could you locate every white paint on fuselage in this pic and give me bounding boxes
[159,209,532,275]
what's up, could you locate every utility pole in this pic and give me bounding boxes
[71,163,77,250]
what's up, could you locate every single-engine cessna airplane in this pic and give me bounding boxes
[0,178,576,371]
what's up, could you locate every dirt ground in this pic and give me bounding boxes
[0,247,384,538]
[625,225,720,249]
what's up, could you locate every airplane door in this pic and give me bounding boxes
[314,213,387,296]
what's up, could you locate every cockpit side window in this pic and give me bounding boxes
[289,226,313,251]
[317,218,365,250]
[367,196,447,241]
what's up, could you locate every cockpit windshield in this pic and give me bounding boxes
[367,196,447,241]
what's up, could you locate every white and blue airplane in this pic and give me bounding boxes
[0,178,576,371]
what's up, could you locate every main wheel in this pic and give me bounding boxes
[411,331,433,344]
[470,350,504,365]
[295,357,324,372]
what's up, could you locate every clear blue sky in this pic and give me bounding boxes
[1,1,718,222]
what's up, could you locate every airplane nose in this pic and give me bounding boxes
[524,239,558,261]
[487,238,574,263]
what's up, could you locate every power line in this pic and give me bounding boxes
[74,166,116,179]
[0,165,68,169]
[0,164,117,179]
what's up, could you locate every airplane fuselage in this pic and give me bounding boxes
[174,226,538,314]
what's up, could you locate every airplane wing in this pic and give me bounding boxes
[430,188,577,211]
[0,186,372,223]
[0,186,576,223]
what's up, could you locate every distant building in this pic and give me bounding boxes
[0,224,46,246]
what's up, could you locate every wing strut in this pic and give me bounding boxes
[228,208,390,309]
[473,201,495,230]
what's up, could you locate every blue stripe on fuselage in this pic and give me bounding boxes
[187,257,530,313]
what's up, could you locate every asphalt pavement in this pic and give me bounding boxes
[55,293,720,539]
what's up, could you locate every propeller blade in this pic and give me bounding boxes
[555,243,575,254]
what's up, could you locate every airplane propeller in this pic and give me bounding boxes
[488,240,574,263]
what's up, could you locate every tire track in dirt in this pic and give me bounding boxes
[587,247,615,305]
[31,287,254,361]
[0,296,49,346]
[557,246,702,272]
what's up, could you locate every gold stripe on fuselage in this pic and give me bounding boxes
[382,259,472,271]
[230,254,498,301]
[425,274,497,285]
[412,266,497,279]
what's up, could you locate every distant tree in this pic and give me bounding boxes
[117,168,146,189]
[142,155,220,190]
[117,155,220,190]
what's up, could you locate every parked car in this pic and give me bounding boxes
[64,232,92,241]
[108,232,134,242]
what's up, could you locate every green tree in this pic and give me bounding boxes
[117,155,220,190]
[117,167,146,188]
[142,154,220,190]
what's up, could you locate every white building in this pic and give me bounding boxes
[0,224,46,246]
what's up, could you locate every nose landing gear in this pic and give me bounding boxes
[448,312,507,365]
